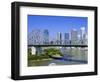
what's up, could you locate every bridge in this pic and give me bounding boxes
[28,45,88,47]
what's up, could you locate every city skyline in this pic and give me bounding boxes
[28,28,88,45]
[28,15,88,39]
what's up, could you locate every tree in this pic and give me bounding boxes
[43,48,63,56]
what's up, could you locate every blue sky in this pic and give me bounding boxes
[28,15,88,39]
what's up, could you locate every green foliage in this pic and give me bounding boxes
[28,48,32,55]
[28,54,50,60]
[28,48,63,61]
[44,48,63,56]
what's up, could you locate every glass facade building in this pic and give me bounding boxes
[64,33,69,45]
[71,29,78,45]
[56,32,62,45]
[43,29,49,44]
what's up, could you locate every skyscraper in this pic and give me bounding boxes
[85,33,88,45]
[56,32,62,45]
[64,33,69,45]
[82,33,88,45]
[43,29,49,44]
[71,29,78,45]
[80,27,86,44]
[77,34,81,45]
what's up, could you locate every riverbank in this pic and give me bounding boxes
[28,59,52,66]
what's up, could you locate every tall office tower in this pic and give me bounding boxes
[80,27,86,44]
[64,33,69,45]
[56,32,62,45]
[43,29,49,44]
[83,33,88,45]
[77,34,81,45]
[71,29,78,45]
[85,33,88,45]
[28,29,42,45]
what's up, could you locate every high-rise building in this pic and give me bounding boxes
[83,33,88,45]
[43,29,49,44]
[80,27,85,39]
[56,32,62,45]
[71,29,78,45]
[77,34,81,45]
[80,27,87,45]
[80,27,85,44]
[64,33,69,45]
[85,33,88,45]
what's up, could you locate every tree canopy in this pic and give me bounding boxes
[44,48,63,56]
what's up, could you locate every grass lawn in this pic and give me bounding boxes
[28,59,52,66]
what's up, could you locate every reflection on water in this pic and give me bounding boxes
[63,47,88,61]
[28,47,88,66]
